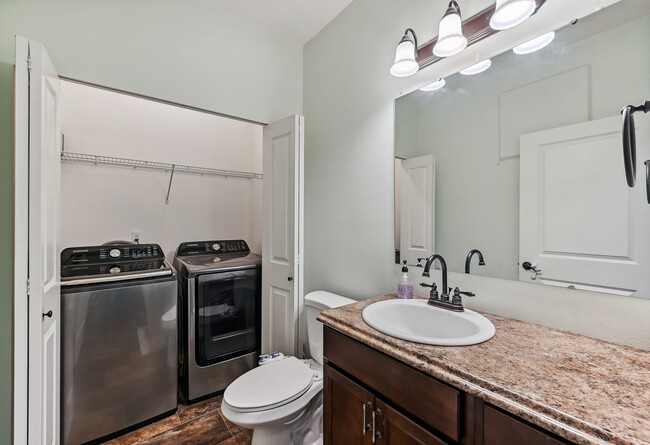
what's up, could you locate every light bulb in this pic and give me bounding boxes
[460,59,492,75]
[490,0,536,30]
[433,2,467,58]
[390,32,419,77]
[420,78,446,92]
[513,31,555,55]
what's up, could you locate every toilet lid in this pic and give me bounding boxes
[224,357,314,412]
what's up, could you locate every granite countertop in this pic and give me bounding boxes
[318,294,650,445]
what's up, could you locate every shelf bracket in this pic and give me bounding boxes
[165,165,176,205]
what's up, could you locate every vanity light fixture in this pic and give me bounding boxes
[432,1,468,58]
[513,31,555,54]
[390,28,420,77]
[459,59,492,75]
[420,78,446,92]
[489,0,536,30]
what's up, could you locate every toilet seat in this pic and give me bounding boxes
[224,357,316,413]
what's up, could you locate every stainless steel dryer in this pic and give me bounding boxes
[173,240,261,403]
[60,243,177,445]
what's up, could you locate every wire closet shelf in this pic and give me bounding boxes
[60,151,263,180]
[61,151,263,204]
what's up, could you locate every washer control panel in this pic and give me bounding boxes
[61,244,163,265]
[177,240,250,256]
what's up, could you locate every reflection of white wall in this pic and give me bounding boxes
[395,14,650,280]
[60,81,263,256]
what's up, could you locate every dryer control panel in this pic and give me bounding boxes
[176,240,250,256]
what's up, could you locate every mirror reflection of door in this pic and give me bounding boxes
[394,155,435,266]
[519,116,650,297]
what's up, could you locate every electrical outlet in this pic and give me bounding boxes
[131,230,142,243]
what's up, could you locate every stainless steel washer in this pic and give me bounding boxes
[173,240,261,403]
[60,243,177,445]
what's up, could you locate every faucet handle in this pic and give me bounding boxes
[420,282,439,299]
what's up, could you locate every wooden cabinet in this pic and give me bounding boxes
[324,364,446,445]
[323,326,572,445]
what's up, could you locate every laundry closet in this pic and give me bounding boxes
[59,80,264,256]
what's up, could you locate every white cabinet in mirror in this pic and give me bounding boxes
[394,0,650,299]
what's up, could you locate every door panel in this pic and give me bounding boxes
[375,399,447,445]
[26,39,62,445]
[400,155,435,264]
[520,116,650,297]
[324,365,373,445]
[262,115,304,355]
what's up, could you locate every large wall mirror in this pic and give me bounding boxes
[394,0,650,299]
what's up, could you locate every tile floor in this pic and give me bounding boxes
[102,393,252,445]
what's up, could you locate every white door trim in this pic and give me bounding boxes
[14,35,30,445]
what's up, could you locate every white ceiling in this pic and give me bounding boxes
[213,0,355,45]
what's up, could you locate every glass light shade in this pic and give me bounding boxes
[420,78,446,92]
[390,40,419,77]
[433,11,467,57]
[490,0,536,30]
[459,59,492,75]
[513,31,555,54]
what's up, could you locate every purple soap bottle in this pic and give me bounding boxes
[397,260,413,299]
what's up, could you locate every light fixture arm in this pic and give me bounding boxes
[403,28,418,58]
[445,1,461,17]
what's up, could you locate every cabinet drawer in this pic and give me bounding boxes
[324,327,461,442]
[484,405,567,445]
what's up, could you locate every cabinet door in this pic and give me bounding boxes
[484,405,567,445]
[324,364,374,445]
[376,399,448,445]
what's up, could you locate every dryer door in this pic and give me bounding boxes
[195,268,261,366]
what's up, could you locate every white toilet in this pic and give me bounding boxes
[220,291,355,445]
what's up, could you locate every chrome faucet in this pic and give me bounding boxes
[422,254,448,300]
[465,249,485,274]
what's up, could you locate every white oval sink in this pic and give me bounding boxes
[362,299,495,346]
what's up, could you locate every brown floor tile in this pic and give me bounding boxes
[135,413,231,445]
[177,394,223,423]
[103,413,181,445]
[218,430,253,445]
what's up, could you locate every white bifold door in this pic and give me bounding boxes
[520,115,649,297]
[261,115,304,356]
[399,155,435,265]
[15,37,62,444]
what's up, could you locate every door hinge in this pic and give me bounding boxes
[26,279,31,296]
[27,54,31,73]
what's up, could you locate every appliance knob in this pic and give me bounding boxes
[109,266,121,274]
[212,243,221,251]
[109,248,121,258]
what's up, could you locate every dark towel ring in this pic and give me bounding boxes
[621,106,637,187]
[621,101,649,190]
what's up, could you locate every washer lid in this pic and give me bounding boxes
[224,357,314,411]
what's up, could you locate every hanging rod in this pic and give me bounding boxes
[61,151,263,205]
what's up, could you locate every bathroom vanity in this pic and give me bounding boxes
[319,295,650,445]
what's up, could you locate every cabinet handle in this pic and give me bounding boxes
[362,401,371,435]
[374,409,382,442]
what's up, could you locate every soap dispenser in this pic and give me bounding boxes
[397,260,413,299]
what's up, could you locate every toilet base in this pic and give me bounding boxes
[249,393,323,445]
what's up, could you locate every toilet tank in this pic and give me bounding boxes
[304,291,355,365]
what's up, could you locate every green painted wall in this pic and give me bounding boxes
[0,61,14,444]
